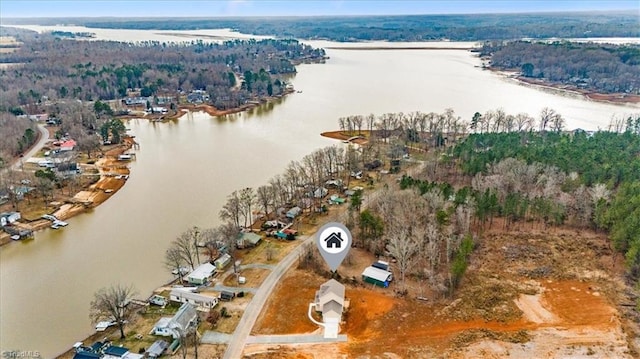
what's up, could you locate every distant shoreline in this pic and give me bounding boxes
[488,67,640,106]
[325,46,473,50]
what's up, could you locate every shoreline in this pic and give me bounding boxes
[487,66,640,106]
[0,91,298,247]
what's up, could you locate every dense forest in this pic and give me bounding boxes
[451,124,640,280]
[4,12,639,41]
[483,41,640,94]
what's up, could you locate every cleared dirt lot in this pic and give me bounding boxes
[244,223,638,358]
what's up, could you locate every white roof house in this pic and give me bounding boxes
[313,279,346,339]
[170,288,219,310]
[187,262,216,285]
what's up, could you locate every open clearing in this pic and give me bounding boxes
[241,223,639,358]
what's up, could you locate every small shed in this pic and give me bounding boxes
[362,266,393,288]
[187,262,216,285]
[214,253,232,270]
[286,206,302,219]
[237,232,261,249]
[103,346,129,359]
[220,290,235,301]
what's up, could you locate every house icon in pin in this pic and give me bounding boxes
[324,232,343,249]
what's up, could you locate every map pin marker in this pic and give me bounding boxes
[316,222,352,271]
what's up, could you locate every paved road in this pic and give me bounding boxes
[222,161,425,358]
[7,124,49,171]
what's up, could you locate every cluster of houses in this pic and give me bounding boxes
[73,340,170,359]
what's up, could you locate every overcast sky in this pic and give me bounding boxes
[1,0,639,18]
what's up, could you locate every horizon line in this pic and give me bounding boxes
[2,9,638,20]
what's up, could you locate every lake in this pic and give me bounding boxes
[0,26,638,358]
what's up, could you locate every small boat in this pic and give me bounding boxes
[11,235,21,241]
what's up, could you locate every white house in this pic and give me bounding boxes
[169,288,219,310]
[0,212,20,227]
[150,303,198,338]
[311,279,346,339]
[187,262,216,285]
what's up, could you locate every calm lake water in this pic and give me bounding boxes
[0,26,638,358]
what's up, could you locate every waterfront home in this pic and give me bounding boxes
[186,262,216,285]
[0,212,21,227]
[286,206,302,219]
[103,345,143,359]
[214,253,232,270]
[123,97,149,106]
[150,303,198,338]
[169,288,219,310]
[145,340,169,358]
[236,232,262,249]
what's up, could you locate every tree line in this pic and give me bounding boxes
[9,12,639,41]
[482,40,640,94]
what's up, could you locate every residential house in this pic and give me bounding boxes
[60,139,77,152]
[150,303,198,338]
[214,253,232,270]
[73,352,101,359]
[286,206,302,219]
[123,97,149,106]
[0,212,21,227]
[186,262,216,285]
[312,187,328,198]
[155,96,174,105]
[103,345,143,359]
[236,232,261,249]
[146,340,169,359]
[187,90,209,104]
[169,288,219,310]
[314,279,346,339]
[362,266,393,288]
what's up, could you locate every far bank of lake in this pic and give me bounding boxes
[0,27,638,358]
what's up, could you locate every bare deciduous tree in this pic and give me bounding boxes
[90,284,137,339]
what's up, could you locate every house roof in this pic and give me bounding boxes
[214,253,232,265]
[153,317,172,329]
[146,340,169,357]
[104,346,129,357]
[362,266,392,282]
[171,303,198,331]
[322,299,343,319]
[73,352,101,359]
[170,289,218,304]
[315,279,345,310]
[239,232,261,245]
[187,262,216,281]
[61,139,77,148]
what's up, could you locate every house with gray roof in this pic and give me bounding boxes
[150,303,198,338]
[312,279,346,338]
